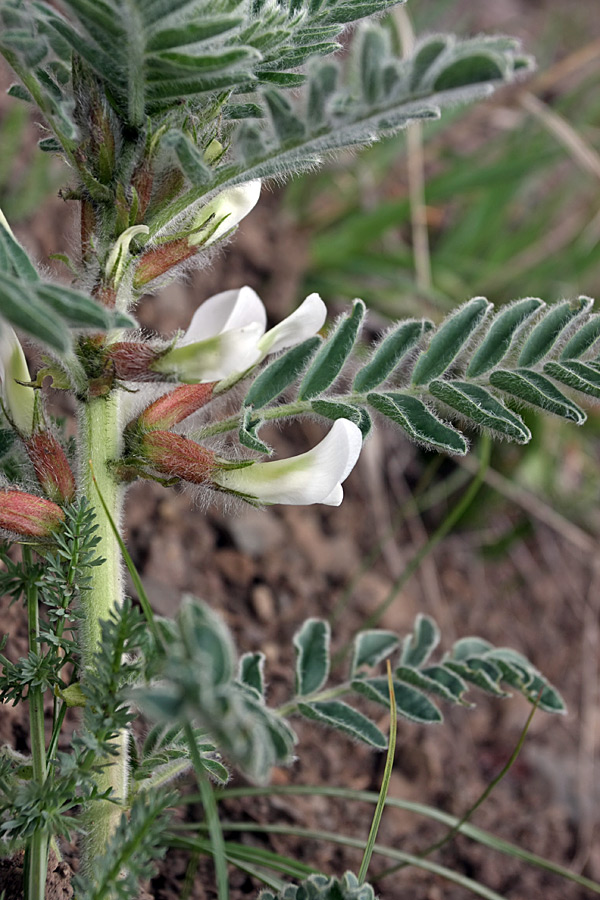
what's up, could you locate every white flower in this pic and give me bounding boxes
[155,286,327,383]
[189,180,261,247]
[0,322,35,435]
[213,418,363,506]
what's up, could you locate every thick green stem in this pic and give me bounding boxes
[79,393,128,866]
[23,546,49,900]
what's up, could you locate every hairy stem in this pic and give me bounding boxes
[79,392,128,867]
[23,545,49,900]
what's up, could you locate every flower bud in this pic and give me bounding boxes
[106,341,163,381]
[0,489,65,538]
[133,238,197,288]
[24,432,76,504]
[132,180,261,289]
[188,180,261,248]
[140,431,216,484]
[134,383,215,432]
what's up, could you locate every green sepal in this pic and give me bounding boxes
[353,320,433,392]
[293,618,330,697]
[466,297,544,377]
[298,700,387,749]
[489,368,586,424]
[517,297,593,367]
[411,297,490,386]
[428,380,531,443]
[299,299,366,400]
[243,337,321,409]
[367,392,468,455]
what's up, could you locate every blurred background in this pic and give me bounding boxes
[1,0,600,897]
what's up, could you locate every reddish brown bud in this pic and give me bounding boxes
[81,200,96,261]
[0,490,65,538]
[133,238,196,288]
[135,384,215,431]
[141,431,215,484]
[24,432,76,504]
[132,160,154,224]
[107,342,163,381]
[92,281,117,309]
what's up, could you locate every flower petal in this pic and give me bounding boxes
[157,323,265,383]
[214,418,362,506]
[258,293,327,356]
[0,323,35,435]
[191,179,261,247]
[181,286,267,344]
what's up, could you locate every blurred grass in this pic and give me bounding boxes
[0,98,64,222]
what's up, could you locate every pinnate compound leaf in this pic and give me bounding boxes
[517,297,593,367]
[351,630,400,676]
[400,614,440,667]
[259,871,377,900]
[428,380,531,443]
[353,320,433,392]
[299,300,366,400]
[466,297,544,377]
[298,700,387,749]
[367,392,468,455]
[489,369,586,424]
[352,677,443,724]
[293,618,330,697]
[411,297,490,385]
[244,337,321,409]
[543,360,600,401]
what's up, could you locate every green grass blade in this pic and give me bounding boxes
[358,660,397,883]
[210,786,600,894]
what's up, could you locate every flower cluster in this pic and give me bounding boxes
[1,277,363,530]
[123,286,362,505]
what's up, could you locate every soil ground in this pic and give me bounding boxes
[1,1,599,898]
